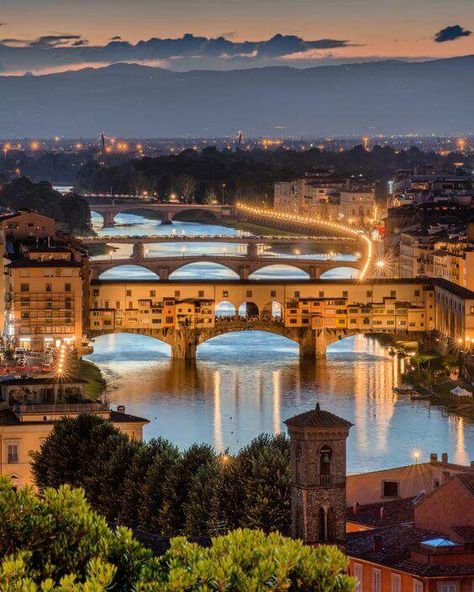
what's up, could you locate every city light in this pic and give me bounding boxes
[236,203,373,279]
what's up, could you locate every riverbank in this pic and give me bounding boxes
[79,359,107,399]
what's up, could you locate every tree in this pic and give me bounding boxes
[176,174,196,203]
[138,529,355,592]
[0,478,355,592]
[0,477,150,591]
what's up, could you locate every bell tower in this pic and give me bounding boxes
[284,403,352,546]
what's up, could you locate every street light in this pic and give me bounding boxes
[221,183,226,206]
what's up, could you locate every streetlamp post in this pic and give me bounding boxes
[221,183,226,206]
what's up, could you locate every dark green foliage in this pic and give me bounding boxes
[0,477,150,591]
[32,415,291,537]
[0,478,355,591]
[0,177,91,233]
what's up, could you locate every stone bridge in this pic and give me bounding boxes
[89,202,234,227]
[90,253,362,280]
[88,319,358,359]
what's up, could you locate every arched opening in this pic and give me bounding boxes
[116,208,164,223]
[90,210,105,229]
[215,301,237,319]
[197,330,299,359]
[238,302,259,318]
[85,332,172,365]
[320,266,360,280]
[169,262,239,280]
[319,507,328,542]
[98,264,160,280]
[262,301,282,319]
[249,264,310,280]
[320,444,332,479]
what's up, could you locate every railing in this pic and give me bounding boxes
[319,474,333,486]
[15,403,109,414]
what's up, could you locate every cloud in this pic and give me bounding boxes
[434,25,471,43]
[0,32,355,74]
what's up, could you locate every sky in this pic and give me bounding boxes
[1,0,473,74]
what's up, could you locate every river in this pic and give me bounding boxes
[85,212,474,474]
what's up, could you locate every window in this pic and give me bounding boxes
[391,574,401,592]
[414,290,420,297]
[372,569,381,592]
[65,283,71,292]
[271,290,276,297]
[320,445,332,478]
[174,290,180,297]
[366,290,372,297]
[353,564,363,592]
[198,290,204,298]
[223,290,229,298]
[439,585,457,592]
[390,290,396,298]
[7,442,19,464]
[45,283,52,292]
[342,290,348,298]
[319,291,324,298]
[413,580,423,592]
[126,289,132,297]
[116,301,121,309]
[294,291,300,298]
[382,480,399,497]
[150,290,156,297]
[20,283,29,292]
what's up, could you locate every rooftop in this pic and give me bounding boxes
[284,402,352,429]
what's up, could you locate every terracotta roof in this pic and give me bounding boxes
[109,410,149,424]
[347,497,416,529]
[347,525,474,577]
[457,472,474,496]
[284,403,352,429]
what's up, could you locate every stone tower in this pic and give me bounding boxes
[284,403,352,546]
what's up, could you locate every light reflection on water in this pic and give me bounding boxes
[85,213,474,472]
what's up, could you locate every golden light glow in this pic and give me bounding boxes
[236,203,373,280]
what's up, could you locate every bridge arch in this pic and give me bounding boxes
[262,300,282,318]
[215,301,237,318]
[97,263,161,280]
[248,263,310,280]
[320,265,361,280]
[168,261,240,280]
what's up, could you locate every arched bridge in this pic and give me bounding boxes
[90,253,362,280]
[88,319,358,359]
[89,202,234,227]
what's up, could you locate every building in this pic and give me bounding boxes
[346,473,474,592]
[0,400,148,487]
[285,403,352,545]
[274,173,377,227]
[2,211,90,352]
[284,405,474,590]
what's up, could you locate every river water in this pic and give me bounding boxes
[85,212,474,474]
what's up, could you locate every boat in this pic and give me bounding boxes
[393,385,418,395]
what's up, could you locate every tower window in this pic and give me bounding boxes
[320,445,332,484]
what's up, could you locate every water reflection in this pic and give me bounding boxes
[86,212,474,473]
[86,331,474,473]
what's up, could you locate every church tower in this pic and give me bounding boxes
[284,403,352,546]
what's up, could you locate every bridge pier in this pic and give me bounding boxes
[102,211,116,228]
[247,243,258,258]
[239,266,250,280]
[307,266,322,279]
[161,211,173,225]
[171,331,197,359]
[158,266,170,280]
[132,242,145,259]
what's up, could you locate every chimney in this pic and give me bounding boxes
[441,452,448,464]
[373,535,383,552]
[442,471,451,484]
[352,503,359,514]
[430,453,438,462]
[117,404,125,413]
[379,507,385,521]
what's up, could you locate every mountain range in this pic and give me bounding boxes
[0,55,473,137]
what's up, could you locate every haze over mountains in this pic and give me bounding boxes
[0,55,473,138]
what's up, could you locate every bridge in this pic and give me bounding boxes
[87,278,474,359]
[81,234,357,249]
[89,201,234,227]
[89,253,362,280]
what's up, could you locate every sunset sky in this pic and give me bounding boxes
[1,0,473,73]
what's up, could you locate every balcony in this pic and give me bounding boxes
[14,403,109,415]
[318,474,333,486]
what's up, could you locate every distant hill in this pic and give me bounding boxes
[0,56,473,137]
